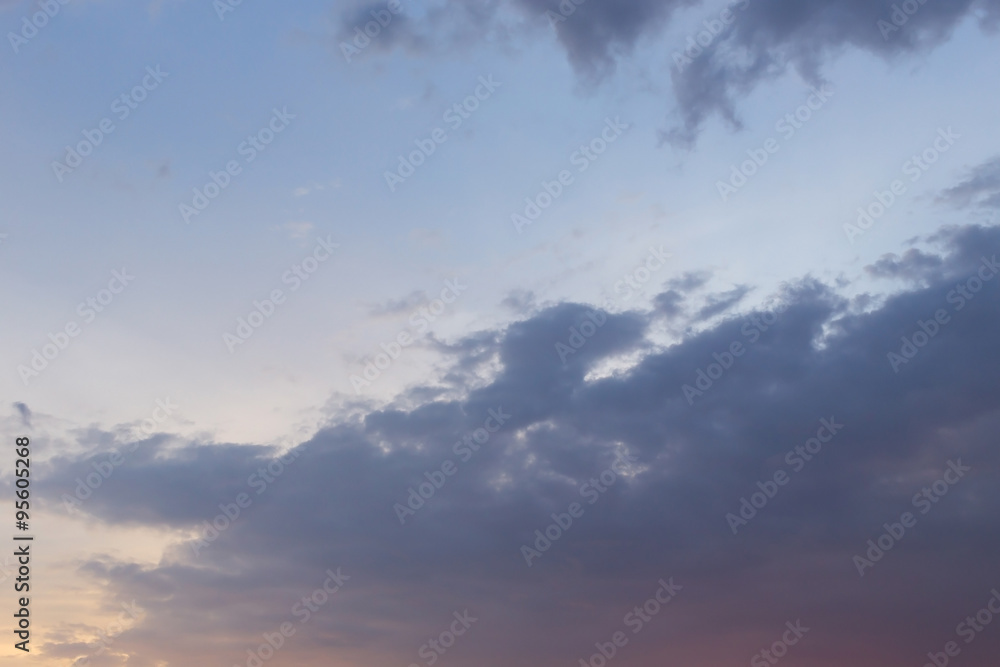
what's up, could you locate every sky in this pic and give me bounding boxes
[2,0,1000,665]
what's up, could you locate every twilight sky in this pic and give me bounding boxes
[2,0,1000,665]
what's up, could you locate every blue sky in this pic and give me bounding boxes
[4,1,997,441]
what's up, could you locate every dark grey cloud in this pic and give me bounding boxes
[34,223,1000,666]
[334,0,1000,145]
[652,288,685,318]
[666,0,1000,145]
[651,271,713,317]
[693,283,751,320]
[939,155,1000,210]
[512,0,698,80]
[864,248,945,282]
[667,270,711,292]
[13,402,31,427]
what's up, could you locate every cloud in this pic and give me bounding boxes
[333,0,512,59]
[9,3,997,665]
[513,0,697,81]
[367,290,428,317]
[666,0,1000,145]
[13,402,31,427]
[333,0,1000,146]
[938,155,1000,210]
[652,289,685,318]
[651,271,712,318]
[667,270,711,292]
[32,224,1000,666]
[693,284,751,320]
[501,288,537,313]
[864,248,945,282]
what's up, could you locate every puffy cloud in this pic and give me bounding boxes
[33,222,1000,666]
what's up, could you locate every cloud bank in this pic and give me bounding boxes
[33,210,1000,665]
